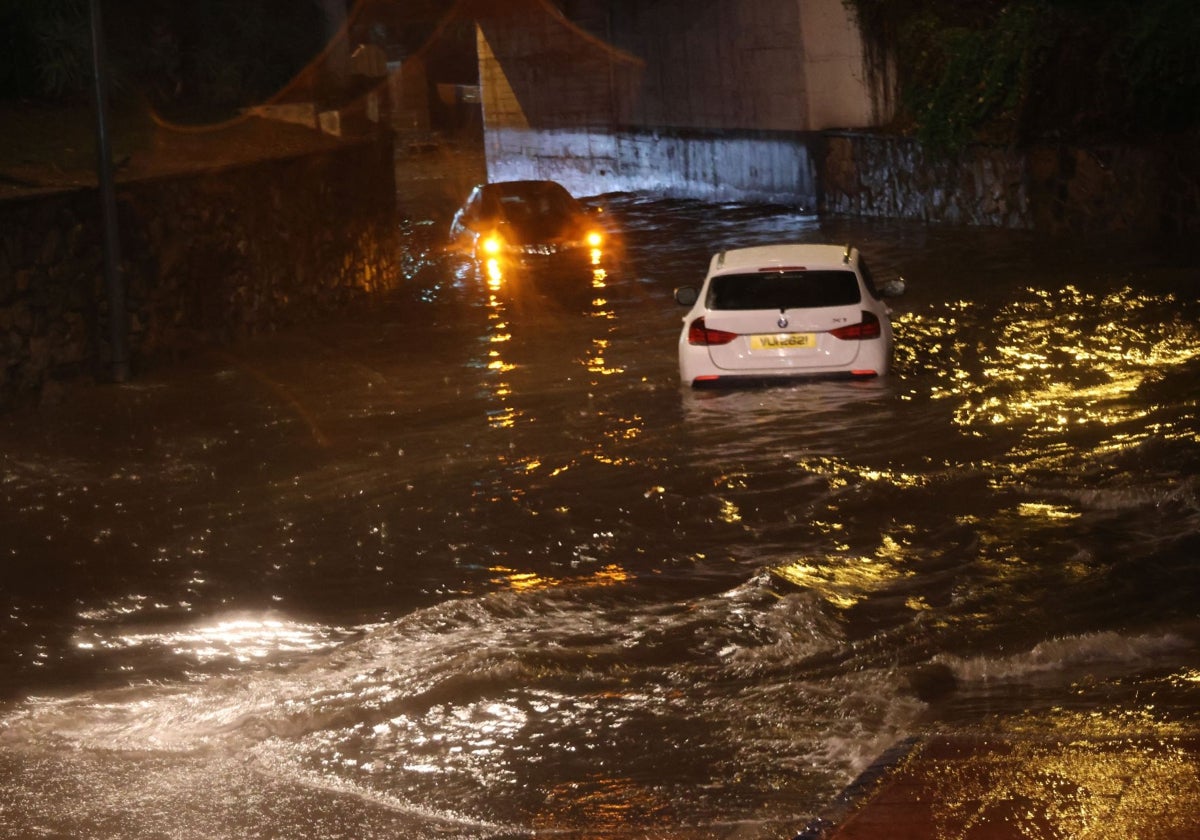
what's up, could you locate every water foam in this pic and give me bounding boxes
[936,630,1191,683]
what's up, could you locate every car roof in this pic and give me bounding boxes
[709,243,855,275]
[479,180,573,199]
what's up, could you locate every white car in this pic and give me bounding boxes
[674,243,902,387]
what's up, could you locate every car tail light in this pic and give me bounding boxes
[830,311,881,340]
[688,318,738,346]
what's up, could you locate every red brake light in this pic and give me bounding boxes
[830,311,882,340]
[688,318,738,346]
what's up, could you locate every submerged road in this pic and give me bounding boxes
[2,193,1199,838]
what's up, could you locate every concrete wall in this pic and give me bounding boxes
[487,125,816,207]
[475,0,1198,234]
[0,136,400,410]
[797,0,888,129]
[601,0,810,131]
[477,0,874,204]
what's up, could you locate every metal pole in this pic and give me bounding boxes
[89,0,130,383]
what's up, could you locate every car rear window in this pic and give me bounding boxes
[488,183,577,217]
[707,270,862,310]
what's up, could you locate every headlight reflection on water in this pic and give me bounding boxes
[488,563,631,592]
[73,616,350,666]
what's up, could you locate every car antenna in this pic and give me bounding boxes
[842,244,852,264]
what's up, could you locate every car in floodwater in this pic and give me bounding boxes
[448,180,607,281]
[674,243,903,387]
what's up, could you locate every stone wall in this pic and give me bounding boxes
[820,131,1200,234]
[0,135,399,410]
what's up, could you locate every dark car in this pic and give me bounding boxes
[448,180,606,268]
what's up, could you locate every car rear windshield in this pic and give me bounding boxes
[488,183,577,217]
[707,270,862,310]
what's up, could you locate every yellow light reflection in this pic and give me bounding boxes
[492,570,558,591]
[489,563,630,592]
[909,708,1200,839]
[772,559,891,609]
[487,405,519,429]
[718,498,742,524]
[939,285,1200,438]
[1018,501,1080,521]
[485,258,503,286]
[592,564,630,585]
[586,337,625,376]
[772,530,916,609]
[533,773,676,835]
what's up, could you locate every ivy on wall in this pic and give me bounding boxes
[843,0,1200,153]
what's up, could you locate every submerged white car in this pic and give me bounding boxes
[674,243,902,387]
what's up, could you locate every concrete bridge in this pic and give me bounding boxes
[466,0,887,206]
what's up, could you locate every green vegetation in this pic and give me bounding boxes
[844,0,1200,152]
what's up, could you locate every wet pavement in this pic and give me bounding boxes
[798,734,1200,840]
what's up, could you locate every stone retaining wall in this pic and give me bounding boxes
[820,131,1200,233]
[1,135,399,410]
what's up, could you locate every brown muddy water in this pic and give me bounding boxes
[1,194,1199,838]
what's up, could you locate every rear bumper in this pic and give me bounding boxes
[689,370,880,388]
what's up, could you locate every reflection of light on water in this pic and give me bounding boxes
[718,498,742,523]
[487,356,515,374]
[72,616,345,664]
[479,288,521,426]
[921,286,1200,437]
[1017,501,1080,521]
[772,527,916,609]
[486,405,519,428]
[586,338,624,375]
[792,455,929,491]
[488,564,630,592]
[485,259,503,286]
[924,707,1200,839]
[772,558,909,609]
[533,773,676,835]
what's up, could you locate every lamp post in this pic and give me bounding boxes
[89,0,130,383]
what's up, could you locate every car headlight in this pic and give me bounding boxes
[480,234,505,256]
[585,230,604,248]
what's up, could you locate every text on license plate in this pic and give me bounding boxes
[750,333,814,350]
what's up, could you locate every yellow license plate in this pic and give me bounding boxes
[750,333,814,350]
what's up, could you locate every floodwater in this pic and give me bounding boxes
[2,195,1198,839]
